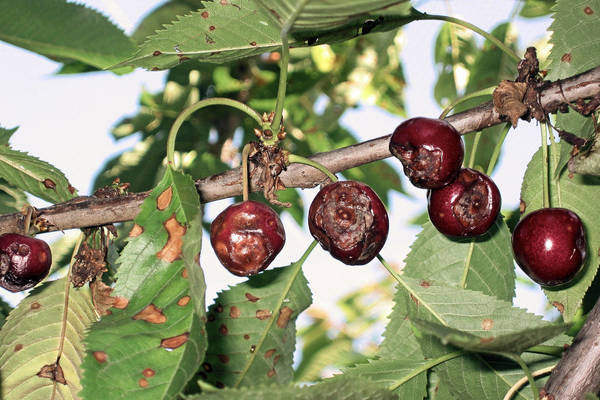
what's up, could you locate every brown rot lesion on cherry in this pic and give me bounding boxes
[0,233,52,292]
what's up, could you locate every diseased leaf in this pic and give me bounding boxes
[190,376,396,400]
[412,318,568,354]
[0,141,76,203]
[0,0,135,70]
[201,250,313,388]
[569,131,600,176]
[403,220,515,302]
[0,278,96,399]
[521,144,600,321]
[131,1,199,45]
[547,0,600,80]
[81,168,207,400]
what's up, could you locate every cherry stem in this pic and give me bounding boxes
[22,205,34,235]
[241,143,253,202]
[388,350,465,391]
[271,0,311,132]
[167,98,266,167]
[467,132,482,169]
[540,123,550,209]
[288,154,338,183]
[416,12,520,64]
[439,86,495,119]
[503,354,541,400]
[486,123,511,176]
[503,365,555,400]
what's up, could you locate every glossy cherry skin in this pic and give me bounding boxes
[427,168,501,237]
[0,233,52,292]
[309,181,389,265]
[389,117,464,189]
[512,208,586,286]
[210,201,285,277]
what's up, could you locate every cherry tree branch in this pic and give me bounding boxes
[1,65,599,236]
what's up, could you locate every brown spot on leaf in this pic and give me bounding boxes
[143,368,155,378]
[129,224,144,237]
[93,351,107,363]
[230,306,241,318]
[482,318,494,330]
[133,304,167,324]
[584,6,594,14]
[113,296,129,309]
[152,50,162,56]
[256,309,272,320]
[419,280,431,288]
[202,362,213,372]
[217,354,230,364]
[14,344,23,352]
[410,294,419,306]
[552,301,565,313]
[31,301,41,310]
[139,378,149,388]
[277,306,293,329]
[160,332,189,350]
[151,67,160,71]
[156,215,186,262]
[209,25,216,31]
[178,56,190,63]
[273,354,280,365]
[182,268,188,278]
[220,0,228,4]
[480,337,495,344]
[561,53,572,63]
[216,304,224,313]
[250,345,256,353]
[201,11,209,18]
[245,292,260,302]
[219,324,228,336]
[38,362,67,384]
[68,184,76,194]
[267,368,276,377]
[177,296,191,306]
[493,80,528,127]
[249,41,257,46]
[265,349,276,358]
[157,187,173,210]
[42,178,56,189]
[520,199,526,214]
[244,334,250,340]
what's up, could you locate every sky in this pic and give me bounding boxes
[0,1,556,325]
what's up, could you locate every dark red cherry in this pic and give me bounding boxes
[0,233,52,292]
[210,201,285,277]
[427,168,501,237]
[308,181,389,265]
[389,117,464,189]
[512,208,586,286]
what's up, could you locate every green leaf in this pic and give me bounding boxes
[569,131,600,176]
[189,376,396,400]
[341,358,428,397]
[520,144,600,321]
[519,0,555,18]
[201,246,313,388]
[255,0,410,31]
[0,180,28,214]
[81,168,207,400]
[0,143,76,203]
[132,1,198,45]
[412,318,568,354]
[0,126,17,146]
[0,0,135,70]
[403,220,515,302]
[547,0,600,80]
[0,278,96,399]
[0,296,12,329]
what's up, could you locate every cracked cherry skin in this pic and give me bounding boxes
[0,233,52,292]
[427,168,501,237]
[309,181,389,265]
[389,117,464,189]
[210,200,285,277]
[512,208,586,286]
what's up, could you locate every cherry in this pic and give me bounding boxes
[427,168,501,237]
[210,200,285,277]
[0,233,52,292]
[389,117,464,189]
[512,208,586,286]
[308,181,388,265]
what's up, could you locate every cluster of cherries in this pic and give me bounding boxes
[210,116,587,288]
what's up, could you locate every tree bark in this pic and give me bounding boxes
[0,65,599,237]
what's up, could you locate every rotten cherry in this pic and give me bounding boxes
[427,168,501,237]
[0,233,52,292]
[210,200,285,277]
[309,181,389,265]
[512,208,586,286]
[389,117,464,189]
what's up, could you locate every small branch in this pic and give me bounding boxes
[1,65,600,236]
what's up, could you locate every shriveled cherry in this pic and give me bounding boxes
[427,168,501,237]
[309,181,388,265]
[512,208,586,286]
[210,201,285,277]
[0,233,52,292]
[389,117,464,189]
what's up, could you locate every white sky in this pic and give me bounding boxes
[0,1,555,323]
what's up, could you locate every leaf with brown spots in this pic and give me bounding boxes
[203,260,312,388]
[0,278,96,399]
[81,168,207,400]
